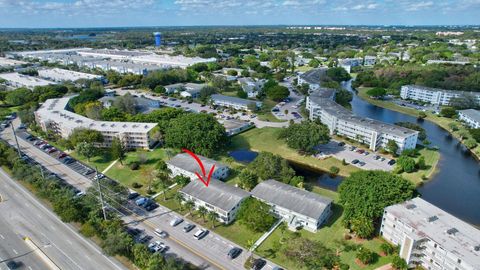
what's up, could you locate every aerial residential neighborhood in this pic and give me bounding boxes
[0,2,479,270]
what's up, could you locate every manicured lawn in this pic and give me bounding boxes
[401,147,440,184]
[105,148,173,193]
[69,149,114,172]
[296,66,314,72]
[257,99,287,123]
[255,187,395,270]
[230,127,360,177]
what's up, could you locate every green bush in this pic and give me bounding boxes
[129,162,140,170]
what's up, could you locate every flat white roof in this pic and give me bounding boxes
[386,197,480,267]
[0,72,55,88]
[36,97,157,134]
[38,68,103,82]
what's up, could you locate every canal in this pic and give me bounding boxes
[343,80,480,225]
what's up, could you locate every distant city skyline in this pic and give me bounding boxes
[0,0,479,28]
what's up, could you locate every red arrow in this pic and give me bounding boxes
[182,148,215,187]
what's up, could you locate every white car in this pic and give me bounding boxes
[154,228,168,238]
[193,229,209,240]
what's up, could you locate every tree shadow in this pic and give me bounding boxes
[323,203,344,228]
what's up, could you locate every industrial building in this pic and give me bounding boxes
[400,85,480,106]
[380,197,480,270]
[8,48,216,74]
[458,109,480,129]
[251,180,333,232]
[210,94,263,111]
[0,72,55,89]
[38,68,104,83]
[0,57,27,68]
[35,97,158,149]
[306,93,418,153]
[179,179,249,224]
[166,153,230,181]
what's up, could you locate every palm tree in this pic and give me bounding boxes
[185,200,195,216]
[198,206,208,222]
[156,180,169,200]
[207,210,218,229]
[173,192,184,210]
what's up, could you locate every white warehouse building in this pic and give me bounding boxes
[38,68,104,83]
[380,197,480,270]
[306,93,418,152]
[400,85,480,106]
[251,179,333,232]
[35,97,158,149]
[166,153,230,181]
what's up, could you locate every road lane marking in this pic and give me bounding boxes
[12,249,18,254]
[28,266,33,270]
[0,234,4,239]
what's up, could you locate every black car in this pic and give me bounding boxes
[145,203,159,211]
[388,159,396,166]
[126,227,142,236]
[6,260,20,269]
[252,259,266,270]
[127,192,140,200]
[183,223,195,233]
[337,142,345,147]
[351,159,360,164]
[227,247,242,259]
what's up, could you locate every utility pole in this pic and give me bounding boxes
[10,123,21,158]
[37,165,45,179]
[95,166,107,221]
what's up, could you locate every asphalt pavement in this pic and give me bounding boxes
[0,169,127,270]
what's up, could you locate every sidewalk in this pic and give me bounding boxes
[250,218,283,251]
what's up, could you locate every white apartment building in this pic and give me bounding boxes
[35,97,157,149]
[210,94,262,111]
[297,68,327,91]
[0,72,55,89]
[458,109,480,129]
[251,180,332,232]
[307,94,418,152]
[380,197,480,270]
[38,68,104,83]
[166,153,230,181]
[179,178,249,224]
[400,85,480,106]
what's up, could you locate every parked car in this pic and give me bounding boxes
[252,258,267,270]
[380,157,386,162]
[364,151,370,156]
[351,159,360,164]
[154,229,168,239]
[144,203,158,211]
[227,247,242,259]
[137,234,152,244]
[358,161,366,166]
[193,229,208,240]
[93,173,105,180]
[183,223,195,233]
[58,153,68,159]
[356,149,365,154]
[135,197,147,206]
[34,140,44,146]
[126,227,142,237]
[349,146,356,151]
[127,192,140,200]
[388,159,396,166]
[373,155,380,160]
[337,142,345,147]
[6,260,20,270]
[170,217,184,227]
[48,148,57,154]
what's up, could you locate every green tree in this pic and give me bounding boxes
[248,152,295,183]
[366,87,387,98]
[102,230,133,257]
[326,67,351,82]
[5,88,33,105]
[464,138,477,149]
[356,247,375,264]
[207,210,218,228]
[84,101,103,120]
[113,93,137,114]
[173,192,184,210]
[198,206,208,222]
[448,122,459,131]
[386,139,399,155]
[380,243,395,255]
[238,169,258,191]
[335,88,353,107]
[283,237,339,269]
[416,156,426,170]
[418,111,427,119]
[392,255,408,270]
[185,200,195,215]
[164,113,228,157]
[396,155,417,173]
[266,85,290,101]
[338,171,416,235]
[279,121,330,154]
[350,216,375,239]
[236,197,276,232]
[69,128,104,145]
[76,142,97,162]
[173,175,190,187]
[329,166,340,175]
[111,137,125,165]
[440,107,457,118]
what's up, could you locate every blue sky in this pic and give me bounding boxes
[0,0,479,28]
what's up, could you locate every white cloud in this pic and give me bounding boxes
[406,1,434,11]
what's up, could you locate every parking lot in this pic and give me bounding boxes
[315,141,395,171]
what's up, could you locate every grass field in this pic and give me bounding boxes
[255,188,394,270]
[401,147,440,184]
[231,127,360,176]
[257,99,287,123]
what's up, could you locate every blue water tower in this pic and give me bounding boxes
[153,32,161,47]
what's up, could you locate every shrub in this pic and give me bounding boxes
[330,166,340,175]
[131,182,142,188]
[356,247,375,264]
[129,162,140,170]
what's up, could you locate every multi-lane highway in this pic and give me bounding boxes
[0,168,127,270]
[1,118,282,270]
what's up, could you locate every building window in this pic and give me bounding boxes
[457,259,461,264]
